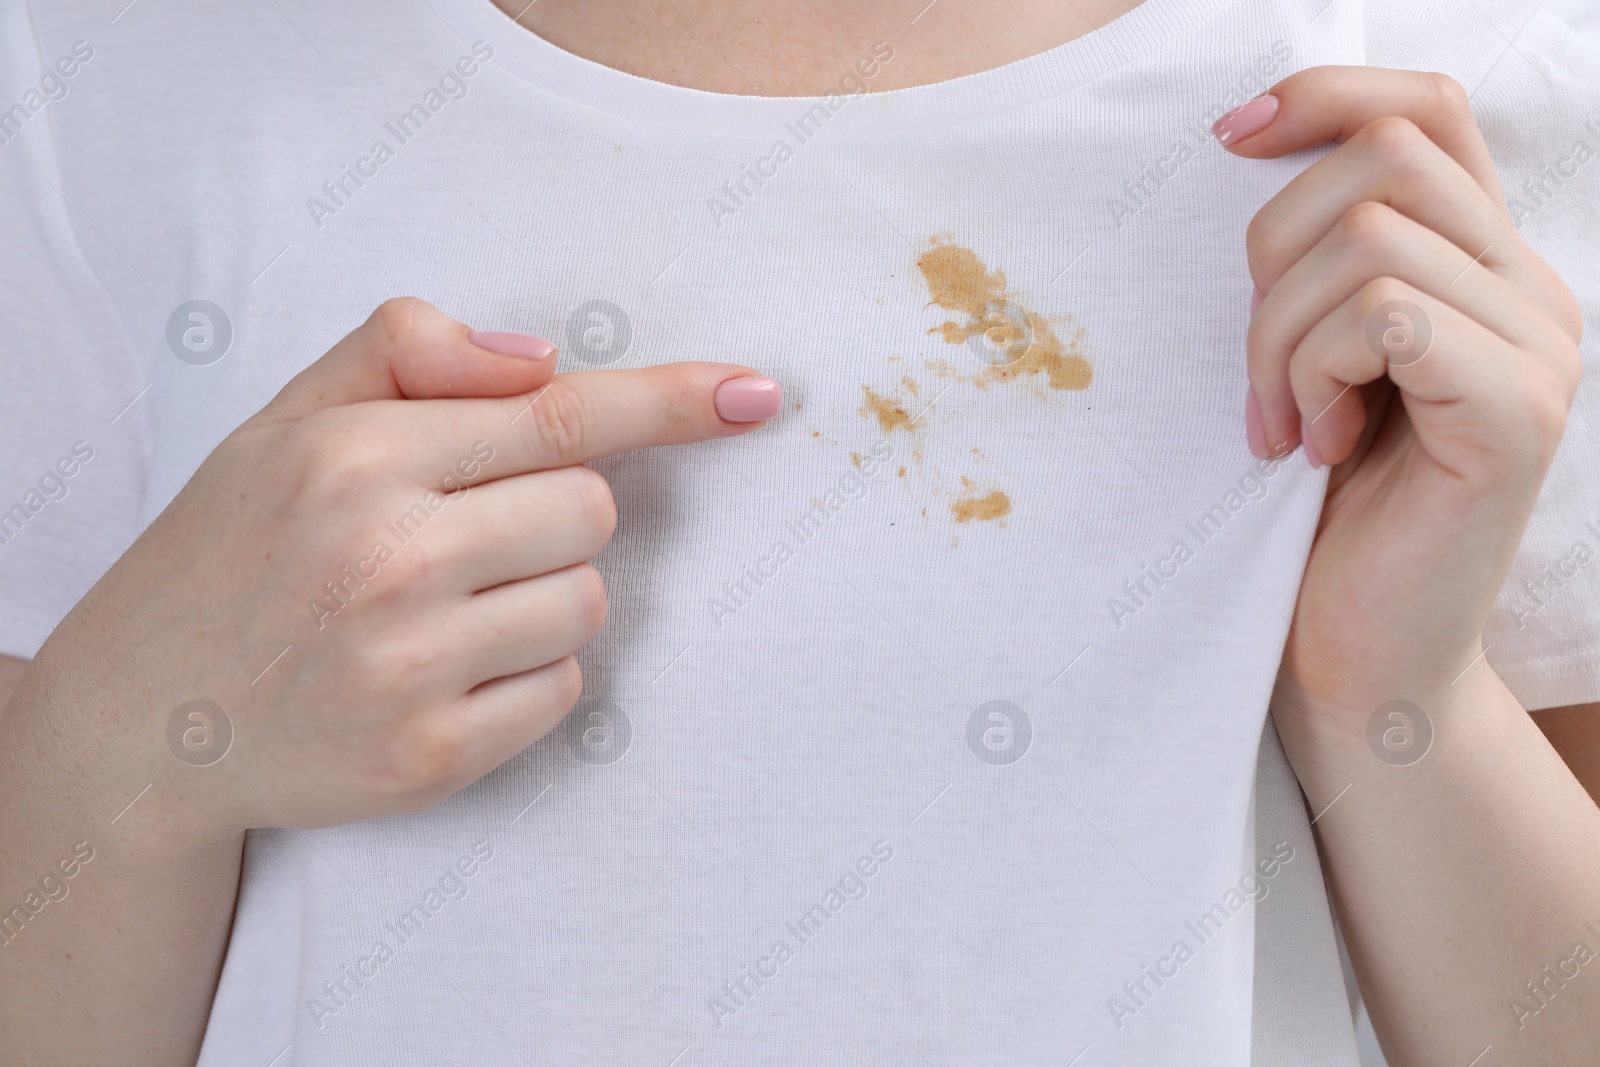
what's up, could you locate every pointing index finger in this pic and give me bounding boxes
[415,363,781,484]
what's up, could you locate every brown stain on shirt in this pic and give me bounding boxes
[860,385,915,434]
[916,238,1092,391]
[950,488,1012,524]
[833,237,1087,529]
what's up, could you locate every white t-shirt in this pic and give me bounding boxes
[1,0,1596,1063]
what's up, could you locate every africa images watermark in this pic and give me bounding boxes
[1366,699,1433,767]
[0,842,96,949]
[1106,40,1294,229]
[1106,453,1289,630]
[1106,841,1296,1029]
[1507,118,1600,229]
[305,41,494,230]
[166,699,234,767]
[0,40,94,149]
[559,697,633,766]
[1504,522,1599,631]
[967,699,1032,766]
[309,441,495,629]
[0,440,95,548]
[707,439,895,629]
[707,840,895,1029]
[306,837,496,1029]
[706,41,896,228]
[1509,921,1600,1031]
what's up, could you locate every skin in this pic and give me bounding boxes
[0,302,772,1064]
[1231,68,1599,1064]
[498,0,1149,94]
[0,4,1595,1065]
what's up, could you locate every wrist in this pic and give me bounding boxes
[1271,656,1521,786]
[8,630,249,851]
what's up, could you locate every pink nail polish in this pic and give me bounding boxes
[1212,95,1280,145]
[1300,417,1323,470]
[470,330,557,360]
[1250,286,1265,320]
[1245,389,1268,459]
[714,376,781,422]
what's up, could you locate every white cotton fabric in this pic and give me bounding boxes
[0,0,1596,1063]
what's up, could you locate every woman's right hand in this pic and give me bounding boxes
[31,296,777,838]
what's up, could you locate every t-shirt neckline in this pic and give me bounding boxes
[429,0,1229,139]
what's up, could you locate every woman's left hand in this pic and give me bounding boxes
[1217,65,1583,716]
[1216,68,1600,1067]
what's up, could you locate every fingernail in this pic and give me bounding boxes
[714,376,781,422]
[1300,417,1323,470]
[1245,389,1268,459]
[1212,95,1280,145]
[470,330,557,360]
[1250,286,1266,320]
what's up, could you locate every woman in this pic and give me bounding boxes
[1,0,1597,1063]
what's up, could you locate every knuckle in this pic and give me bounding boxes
[313,416,393,485]
[1334,200,1401,256]
[1520,369,1573,461]
[1361,115,1428,169]
[1244,207,1271,249]
[371,296,430,347]
[524,382,593,466]
[1549,335,1584,404]
[1357,275,1412,312]
[1424,72,1472,119]
[570,466,618,546]
[378,538,438,593]
[1546,273,1585,345]
[347,635,414,695]
[264,419,344,502]
[568,562,609,638]
[377,716,469,809]
[279,431,351,504]
[1244,208,1293,275]
[546,654,585,711]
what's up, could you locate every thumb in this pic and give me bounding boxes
[262,297,558,422]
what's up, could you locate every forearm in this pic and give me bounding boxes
[0,639,243,1065]
[1274,665,1600,1066]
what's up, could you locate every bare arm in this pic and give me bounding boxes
[0,648,245,1064]
[0,654,25,708]
[1277,675,1600,1065]
[0,303,556,1065]
[0,299,772,1063]
[1221,64,1599,1064]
